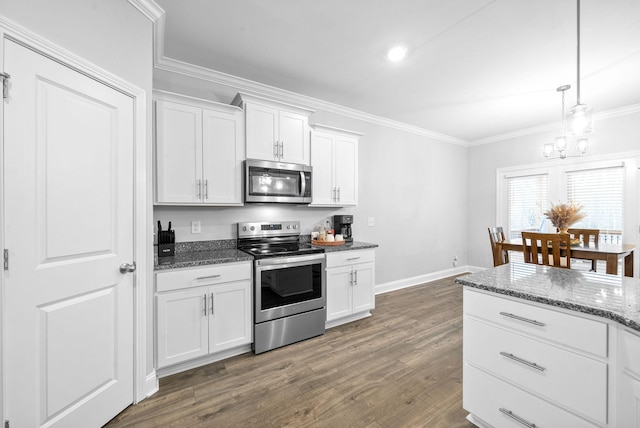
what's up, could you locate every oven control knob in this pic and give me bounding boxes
[287,225,291,229]
[242,226,247,231]
[293,224,297,229]
[250,226,255,231]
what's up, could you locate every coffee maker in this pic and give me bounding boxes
[334,215,354,243]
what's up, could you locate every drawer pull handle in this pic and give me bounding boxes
[499,351,546,372]
[196,274,221,280]
[499,408,537,428]
[346,257,361,261]
[499,311,546,327]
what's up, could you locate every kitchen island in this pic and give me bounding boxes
[456,263,640,428]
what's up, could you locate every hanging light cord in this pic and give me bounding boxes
[576,0,581,105]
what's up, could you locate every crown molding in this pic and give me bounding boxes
[470,103,640,147]
[142,0,639,149]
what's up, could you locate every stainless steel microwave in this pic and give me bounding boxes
[244,159,312,204]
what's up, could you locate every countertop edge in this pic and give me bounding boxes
[457,278,640,333]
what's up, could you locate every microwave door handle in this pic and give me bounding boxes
[300,171,306,196]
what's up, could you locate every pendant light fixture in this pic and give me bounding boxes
[543,0,590,160]
[568,0,593,135]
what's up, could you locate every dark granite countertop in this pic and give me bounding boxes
[155,248,253,271]
[455,263,640,333]
[311,240,378,253]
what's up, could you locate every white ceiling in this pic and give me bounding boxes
[154,0,640,143]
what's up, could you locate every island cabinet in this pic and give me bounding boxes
[154,91,244,205]
[618,328,640,427]
[325,249,375,328]
[464,288,610,427]
[232,93,313,165]
[155,262,252,375]
[310,124,361,207]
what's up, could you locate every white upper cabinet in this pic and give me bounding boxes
[310,124,361,206]
[155,91,244,205]
[233,93,313,165]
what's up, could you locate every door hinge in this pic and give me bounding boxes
[4,249,8,270]
[0,72,10,98]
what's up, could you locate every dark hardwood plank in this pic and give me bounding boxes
[105,275,474,428]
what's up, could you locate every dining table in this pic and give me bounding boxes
[497,238,636,277]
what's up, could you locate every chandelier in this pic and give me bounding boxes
[543,0,592,160]
[543,85,589,159]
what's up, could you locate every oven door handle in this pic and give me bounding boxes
[255,253,325,267]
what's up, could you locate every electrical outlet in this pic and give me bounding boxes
[191,221,201,234]
[453,255,458,267]
[367,217,375,227]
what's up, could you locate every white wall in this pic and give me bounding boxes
[467,110,640,268]
[154,75,469,287]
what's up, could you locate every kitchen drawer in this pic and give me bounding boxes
[464,364,599,428]
[620,329,640,378]
[464,317,607,424]
[156,262,252,292]
[326,249,375,268]
[464,288,608,357]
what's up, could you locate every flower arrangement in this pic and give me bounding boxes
[544,201,586,232]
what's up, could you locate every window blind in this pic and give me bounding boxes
[566,166,624,241]
[506,174,548,239]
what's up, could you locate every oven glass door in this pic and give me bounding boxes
[255,255,325,323]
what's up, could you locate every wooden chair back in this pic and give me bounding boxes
[521,232,571,269]
[567,228,599,246]
[488,227,509,266]
[567,228,599,271]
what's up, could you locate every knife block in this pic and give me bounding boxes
[158,230,175,258]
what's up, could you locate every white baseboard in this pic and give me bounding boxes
[157,344,252,378]
[375,265,484,295]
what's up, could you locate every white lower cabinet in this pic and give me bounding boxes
[618,329,640,427]
[156,262,252,370]
[326,249,375,327]
[463,288,611,427]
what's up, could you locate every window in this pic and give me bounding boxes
[566,165,624,243]
[505,173,548,239]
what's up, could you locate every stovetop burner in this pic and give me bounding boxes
[237,220,324,260]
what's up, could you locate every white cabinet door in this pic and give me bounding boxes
[619,373,640,427]
[245,103,279,161]
[310,131,335,205]
[157,287,209,368]
[279,110,310,164]
[326,265,353,322]
[202,108,243,204]
[156,100,202,203]
[209,280,253,353]
[352,262,375,314]
[334,135,358,206]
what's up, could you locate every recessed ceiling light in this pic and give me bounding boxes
[387,45,407,62]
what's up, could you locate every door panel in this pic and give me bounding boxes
[4,40,134,427]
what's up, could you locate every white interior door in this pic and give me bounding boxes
[3,39,134,427]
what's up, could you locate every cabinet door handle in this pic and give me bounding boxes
[204,179,208,199]
[499,312,546,327]
[210,293,214,316]
[274,141,279,159]
[337,187,341,202]
[203,293,207,317]
[196,274,221,281]
[349,270,353,286]
[280,141,284,159]
[354,269,358,285]
[499,351,546,372]
[197,179,202,199]
[332,188,337,202]
[498,408,537,428]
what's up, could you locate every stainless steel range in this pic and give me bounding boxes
[237,221,326,354]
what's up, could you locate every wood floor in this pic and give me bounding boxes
[106,275,474,428]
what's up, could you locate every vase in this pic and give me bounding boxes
[558,227,569,234]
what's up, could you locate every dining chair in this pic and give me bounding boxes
[488,227,509,267]
[568,228,600,271]
[521,232,571,269]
